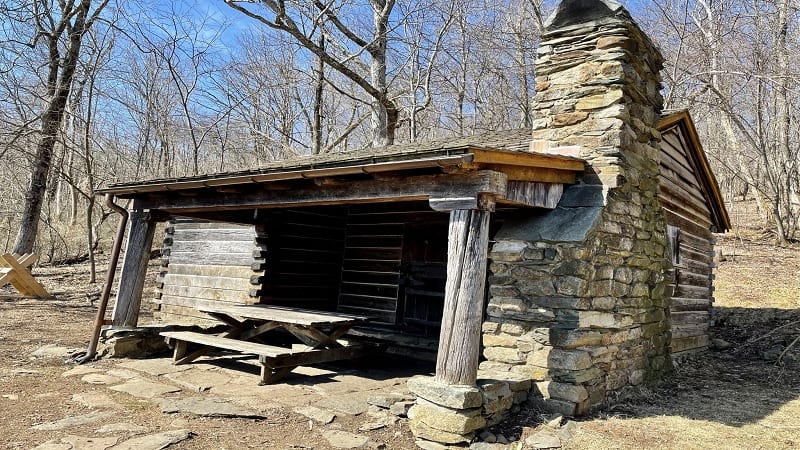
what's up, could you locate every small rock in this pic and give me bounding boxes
[389,400,414,417]
[761,345,785,361]
[544,413,564,428]
[322,430,370,449]
[710,339,732,351]
[479,430,497,443]
[471,443,511,450]
[108,429,192,450]
[2,394,19,401]
[496,434,509,444]
[96,422,149,434]
[558,420,580,441]
[525,427,562,449]
[414,439,449,450]
[294,406,336,424]
[358,422,387,432]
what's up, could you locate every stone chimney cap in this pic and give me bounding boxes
[544,0,626,30]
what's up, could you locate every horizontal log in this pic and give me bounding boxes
[161,284,254,303]
[165,263,259,279]
[671,311,711,325]
[155,294,255,309]
[671,335,710,354]
[171,240,255,255]
[136,171,508,213]
[671,297,712,312]
[172,228,256,242]
[163,273,252,290]
[671,323,710,339]
[169,252,254,266]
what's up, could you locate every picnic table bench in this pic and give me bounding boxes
[161,304,372,384]
[0,253,49,298]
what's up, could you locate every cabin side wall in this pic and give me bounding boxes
[659,126,716,355]
[154,219,261,326]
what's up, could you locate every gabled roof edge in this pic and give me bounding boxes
[658,110,732,232]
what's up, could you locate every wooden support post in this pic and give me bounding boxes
[435,208,491,386]
[111,209,157,328]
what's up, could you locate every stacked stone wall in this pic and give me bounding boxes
[482,8,674,416]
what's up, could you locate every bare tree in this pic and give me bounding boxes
[10,0,109,255]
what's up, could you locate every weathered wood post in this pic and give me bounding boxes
[435,208,491,385]
[111,208,157,328]
[406,196,494,446]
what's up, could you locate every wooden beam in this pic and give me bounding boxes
[470,148,585,171]
[133,171,508,214]
[435,209,491,385]
[500,182,564,209]
[111,209,158,328]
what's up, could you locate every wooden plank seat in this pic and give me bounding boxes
[161,330,370,384]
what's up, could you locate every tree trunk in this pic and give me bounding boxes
[12,0,96,255]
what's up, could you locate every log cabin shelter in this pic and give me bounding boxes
[96,0,733,427]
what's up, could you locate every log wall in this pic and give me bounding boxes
[154,219,260,326]
[659,127,716,355]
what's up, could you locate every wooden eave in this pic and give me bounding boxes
[98,147,585,215]
[658,111,732,232]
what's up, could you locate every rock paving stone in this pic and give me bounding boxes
[117,359,191,376]
[389,400,415,417]
[322,430,370,449]
[525,427,562,449]
[294,406,336,424]
[105,369,141,380]
[71,392,121,409]
[158,397,265,418]
[96,422,149,434]
[108,380,181,399]
[316,391,373,416]
[31,410,115,431]
[61,366,103,377]
[32,435,120,450]
[367,392,413,409]
[82,373,123,385]
[164,369,233,392]
[31,344,77,358]
[107,429,192,450]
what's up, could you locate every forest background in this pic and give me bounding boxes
[1,0,798,276]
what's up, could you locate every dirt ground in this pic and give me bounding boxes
[1,204,799,450]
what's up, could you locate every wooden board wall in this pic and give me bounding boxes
[153,219,260,325]
[659,128,717,355]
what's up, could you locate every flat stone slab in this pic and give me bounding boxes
[107,429,192,450]
[62,366,103,377]
[96,422,149,434]
[106,369,142,380]
[315,392,372,416]
[71,392,121,409]
[294,406,336,424]
[82,373,123,385]
[32,435,120,450]
[159,397,265,418]
[322,430,370,449]
[164,369,233,392]
[367,392,413,409]
[31,410,115,431]
[117,359,191,377]
[31,344,77,358]
[108,381,181,399]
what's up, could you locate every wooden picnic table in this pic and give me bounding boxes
[161,304,371,384]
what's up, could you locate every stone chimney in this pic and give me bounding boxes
[484,0,673,417]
